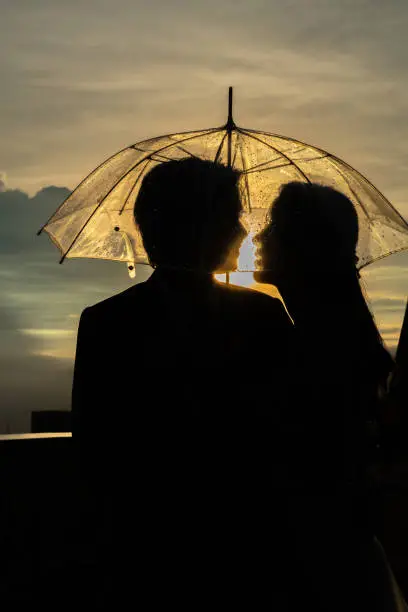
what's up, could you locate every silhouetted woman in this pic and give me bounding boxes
[254,182,406,611]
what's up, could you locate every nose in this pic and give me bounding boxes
[253,228,265,246]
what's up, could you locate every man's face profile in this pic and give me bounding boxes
[216,220,247,273]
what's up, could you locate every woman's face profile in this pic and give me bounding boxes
[253,218,284,284]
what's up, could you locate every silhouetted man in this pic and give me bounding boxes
[72,158,294,606]
[73,159,293,442]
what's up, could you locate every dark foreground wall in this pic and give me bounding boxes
[2,437,104,606]
[2,437,408,606]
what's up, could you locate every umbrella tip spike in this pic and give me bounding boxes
[36,228,43,236]
[224,85,236,132]
[59,255,66,264]
[226,86,235,130]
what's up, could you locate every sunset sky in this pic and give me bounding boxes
[2,0,408,432]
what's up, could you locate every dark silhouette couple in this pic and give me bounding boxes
[72,159,406,610]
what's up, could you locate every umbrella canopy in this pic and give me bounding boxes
[38,88,408,275]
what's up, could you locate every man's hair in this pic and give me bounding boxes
[134,158,242,271]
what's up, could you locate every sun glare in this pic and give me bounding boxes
[215,233,257,287]
[215,233,281,301]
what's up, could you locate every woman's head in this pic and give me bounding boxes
[255,182,393,390]
[134,158,246,272]
[255,182,359,286]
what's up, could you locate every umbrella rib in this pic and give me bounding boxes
[232,139,239,167]
[118,158,150,216]
[324,156,402,256]
[245,156,288,173]
[175,145,201,159]
[45,248,150,265]
[48,158,149,226]
[328,159,372,222]
[242,127,328,156]
[240,127,408,260]
[245,146,311,166]
[298,154,329,163]
[133,148,174,162]
[238,128,311,183]
[214,131,228,163]
[358,245,408,271]
[58,130,219,262]
[41,203,95,227]
[328,154,408,230]
[237,132,252,213]
[102,131,219,206]
[244,160,292,175]
[245,154,329,175]
[329,159,394,251]
[36,144,136,235]
[279,145,309,155]
[244,126,408,228]
[150,154,173,162]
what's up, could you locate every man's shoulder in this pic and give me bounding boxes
[83,280,151,320]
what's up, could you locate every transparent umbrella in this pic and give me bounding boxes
[38,87,408,278]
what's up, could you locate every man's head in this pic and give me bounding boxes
[134,158,245,272]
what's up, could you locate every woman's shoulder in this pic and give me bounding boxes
[217,282,287,311]
[84,281,152,318]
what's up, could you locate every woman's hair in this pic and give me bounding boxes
[272,182,359,272]
[273,182,393,390]
[134,158,242,271]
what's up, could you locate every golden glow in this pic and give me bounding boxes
[215,233,282,301]
[215,233,257,287]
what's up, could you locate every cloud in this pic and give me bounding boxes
[0,185,152,433]
[369,297,406,312]
[2,0,408,212]
[0,186,70,255]
[360,257,408,352]
[21,328,77,338]
[0,303,73,432]
[2,0,408,428]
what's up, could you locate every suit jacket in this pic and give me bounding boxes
[72,268,293,447]
[71,268,295,603]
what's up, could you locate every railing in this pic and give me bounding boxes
[0,432,72,440]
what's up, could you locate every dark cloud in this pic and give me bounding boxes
[0,186,69,255]
[0,186,151,433]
